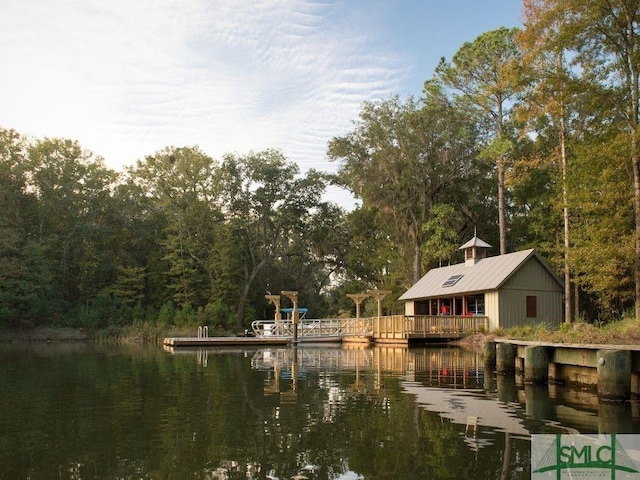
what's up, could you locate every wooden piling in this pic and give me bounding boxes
[597,349,631,401]
[483,341,496,369]
[524,346,549,384]
[496,343,516,374]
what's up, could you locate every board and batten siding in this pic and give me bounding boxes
[484,291,500,331]
[404,301,416,316]
[497,257,563,329]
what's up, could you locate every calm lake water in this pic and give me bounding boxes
[0,343,638,480]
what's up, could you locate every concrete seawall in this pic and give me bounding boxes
[484,339,640,402]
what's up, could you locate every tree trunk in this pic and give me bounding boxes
[560,94,572,323]
[497,100,507,255]
[633,149,640,322]
[413,238,422,284]
[629,10,640,322]
[237,257,267,330]
[497,156,507,255]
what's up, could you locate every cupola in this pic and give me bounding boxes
[459,235,492,267]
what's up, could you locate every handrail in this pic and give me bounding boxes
[403,315,488,334]
[251,317,372,338]
[251,314,487,339]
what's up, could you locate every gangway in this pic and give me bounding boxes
[250,317,373,342]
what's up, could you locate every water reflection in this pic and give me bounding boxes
[245,345,640,435]
[1,344,639,480]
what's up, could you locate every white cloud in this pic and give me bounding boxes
[0,0,407,211]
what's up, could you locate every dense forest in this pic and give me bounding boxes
[1,0,639,332]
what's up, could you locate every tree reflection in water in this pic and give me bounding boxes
[0,344,636,479]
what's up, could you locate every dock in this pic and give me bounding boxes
[485,339,640,402]
[164,314,488,348]
[163,336,290,347]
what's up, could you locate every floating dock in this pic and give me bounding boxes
[163,336,290,347]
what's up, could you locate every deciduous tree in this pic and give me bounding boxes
[328,84,478,285]
[219,150,328,328]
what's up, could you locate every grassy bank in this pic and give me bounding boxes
[493,316,640,345]
[452,316,640,352]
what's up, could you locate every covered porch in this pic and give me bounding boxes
[411,293,486,317]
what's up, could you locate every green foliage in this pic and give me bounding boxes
[202,299,236,330]
[4,4,640,332]
[420,204,461,269]
[328,86,480,284]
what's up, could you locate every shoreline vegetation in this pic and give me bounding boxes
[0,324,234,345]
[3,316,640,349]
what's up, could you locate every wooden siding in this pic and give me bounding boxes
[485,291,500,331]
[404,301,415,316]
[502,256,562,292]
[498,258,563,329]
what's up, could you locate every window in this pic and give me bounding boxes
[526,296,537,318]
[467,295,485,315]
[442,274,464,287]
[414,301,429,315]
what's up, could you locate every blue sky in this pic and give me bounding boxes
[0,0,522,206]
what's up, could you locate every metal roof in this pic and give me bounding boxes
[458,235,492,250]
[399,249,562,300]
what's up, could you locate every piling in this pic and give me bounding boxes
[496,343,516,374]
[596,349,631,402]
[483,341,496,370]
[524,346,549,384]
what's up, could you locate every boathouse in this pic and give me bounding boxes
[398,236,563,331]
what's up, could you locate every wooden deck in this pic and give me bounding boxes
[372,315,489,344]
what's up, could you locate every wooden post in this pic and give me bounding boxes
[368,289,392,319]
[496,343,516,374]
[597,349,631,401]
[368,289,392,337]
[281,291,299,344]
[264,295,281,320]
[524,346,549,384]
[483,341,496,370]
[346,293,371,319]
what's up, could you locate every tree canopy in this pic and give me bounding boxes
[2,2,640,329]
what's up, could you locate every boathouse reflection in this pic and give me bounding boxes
[170,345,638,437]
[247,345,637,436]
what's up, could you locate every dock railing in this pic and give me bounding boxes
[373,315,488,339]
[251,317,372,338]
[252,315,487,340]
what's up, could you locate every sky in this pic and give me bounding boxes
[0,0,523,208]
